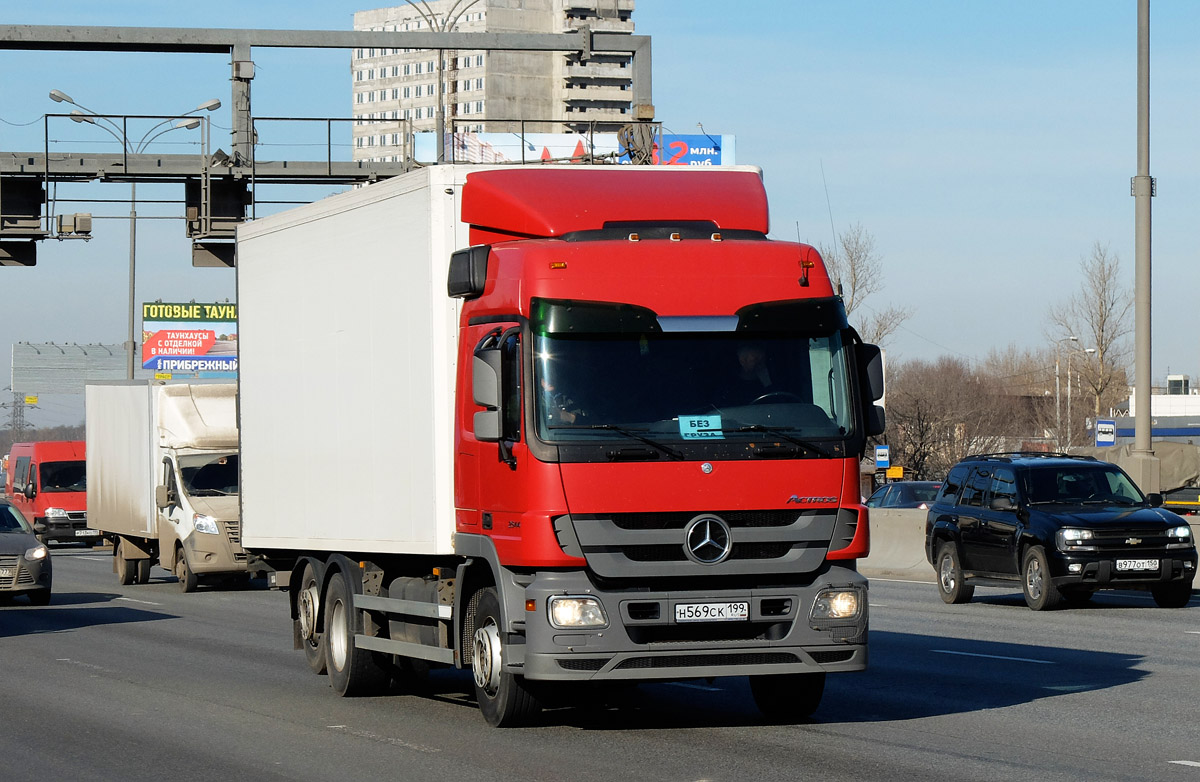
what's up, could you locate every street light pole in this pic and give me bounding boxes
[1065,346,1096,449]
[1054,336,1077,449]
[405,0,482,163]
[49,92,218,379]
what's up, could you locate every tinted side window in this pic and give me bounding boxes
[990,467,1017,504]
[14,456,31,490]
[960,467,990,507]
[937,465,969,505]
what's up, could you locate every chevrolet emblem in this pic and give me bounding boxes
[1125,537,1142,545]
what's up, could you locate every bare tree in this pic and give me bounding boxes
[818,223,911,346]
[1047,242,1133,419]
[886,357,1029,479]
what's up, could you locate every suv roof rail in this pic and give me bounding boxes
[962,451,1098,463]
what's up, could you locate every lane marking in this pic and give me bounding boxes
[932,649,1056,665]
[668,682,723,692]
[1185,631,1200,635]
[116,597,162,606]
[1169,761,1200,767]
[77,556,108,561]
[325,725,441,753]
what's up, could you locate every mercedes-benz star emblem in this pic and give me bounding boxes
[683,515,733,565]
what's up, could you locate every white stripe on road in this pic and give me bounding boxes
[1185,631,1200,635]
[77,556,108,561]
[932,649,1056,665]
[116,597,162,606]
[1169,760,1200,767]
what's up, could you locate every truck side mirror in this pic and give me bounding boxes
[473,351,503,442]
[23,482,36,500]
[155,484,172,510]
[859,343,885,402]
[865,405,886,437]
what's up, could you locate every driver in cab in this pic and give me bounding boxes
[721,344,778,405]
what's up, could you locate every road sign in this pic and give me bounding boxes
[886,466,904,479]
[875,445,890,468]
[1096,419,1116,447]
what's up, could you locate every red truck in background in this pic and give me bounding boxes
[5,440,97,545]
[236,164,885,726]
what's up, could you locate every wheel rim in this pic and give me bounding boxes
[176,558,186,582]
[298,582,320,641]
[328,597,349,671]
[1026,557,1044,600]
[939,554,955,592]
[473,617,502,696]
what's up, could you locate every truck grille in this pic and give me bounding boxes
[223,519,242,546]
[560,509,848,579]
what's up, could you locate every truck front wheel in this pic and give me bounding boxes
[470,587,541,727]
[175,547,198,593]
[750,672,826,721]
[323,569,388,696]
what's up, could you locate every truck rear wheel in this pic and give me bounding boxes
[750,672,826,721]
[323,569,389,696]
[299,561,327,675]
[470,587,541,727]
[115,540,137,586]
[136,557,152,585]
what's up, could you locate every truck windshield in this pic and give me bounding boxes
[39,460,86,493]
[179,453,239,497]
[531,298,856,445]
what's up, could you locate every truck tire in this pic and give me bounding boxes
[299,561,328,675]
[175,547,198,593]
[115,540,137,586]
[1151,581,1194,608]
[1021,546,1062,611]
[323,568,389,696]
[750,672,826,721]
[936,543,974,604]
[470,587,541,727]
[136,557,152,585]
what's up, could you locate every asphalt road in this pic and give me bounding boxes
[2,546,1197,782]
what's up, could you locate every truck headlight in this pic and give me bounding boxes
[25,545,48,561]
[44,507,68,519]
[1056,528,1097,552]
[811,589,862,621]
[548,595,608,629]
[193,514,220,535]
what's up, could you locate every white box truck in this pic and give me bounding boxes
[86,382,244,591]
[238,165,883,726]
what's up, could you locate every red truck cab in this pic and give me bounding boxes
[5,441,97,545]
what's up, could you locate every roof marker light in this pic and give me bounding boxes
[711,232,723,241]
[628,233,640,242]
[549,261,567,270]
[669,232,681,242]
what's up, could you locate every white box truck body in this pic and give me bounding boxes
[86,382,244,590]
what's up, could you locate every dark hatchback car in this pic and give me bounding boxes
[866,481,943,510]
[0,499,52,605]
[925,453,1196,610]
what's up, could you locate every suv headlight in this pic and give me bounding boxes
[25,545,48,561]
[1167,525,1194,549]
[548,596,608,629]
[44,507,68,519]
[193,514,220,535]
[1056,528,1097,552]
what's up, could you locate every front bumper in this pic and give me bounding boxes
[515,566,868,682]
[0,556,52,593]
[1049,549,1197,589]
[37,516,100,544]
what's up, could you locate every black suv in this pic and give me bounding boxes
[925,453,1196,610]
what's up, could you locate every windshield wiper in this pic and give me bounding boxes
[554,424,685,461]
[731,424,833,457]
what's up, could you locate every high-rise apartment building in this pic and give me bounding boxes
[351,0,638,162]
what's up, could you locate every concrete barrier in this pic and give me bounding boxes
[859,508,933,580]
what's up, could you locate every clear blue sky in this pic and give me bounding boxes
[2,1,1198,426]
